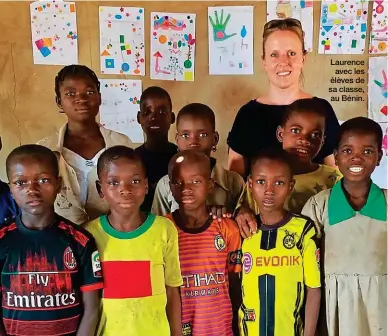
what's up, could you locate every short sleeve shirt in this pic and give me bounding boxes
[0,214,103,336]
[227,97,340,167]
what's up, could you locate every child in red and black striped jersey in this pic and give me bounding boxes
[0,145,102,336]
[166,150,242,336]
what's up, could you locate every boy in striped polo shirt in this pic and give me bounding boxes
[166,150,242,336]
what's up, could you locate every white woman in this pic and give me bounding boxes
[227,19,339,177]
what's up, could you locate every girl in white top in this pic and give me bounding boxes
[38,65,133,225]
[303,117,387,336]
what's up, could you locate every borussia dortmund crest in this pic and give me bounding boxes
[283,230,296,249]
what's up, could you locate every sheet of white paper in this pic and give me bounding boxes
[99,79,144,144]
[369,1,388,54]
[208,6,253,75]
[318,0,368,54]
[30,1,78,65]
[368,56,388,123]
[99,7,145,75]
[267,1,314,52]
[372,122,388,189]
[150,12,196,81]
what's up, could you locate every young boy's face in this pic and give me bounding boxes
[138,96,174,138]
[176,115,219,157]
[170,159,213,211]
[97,158,148,214]
[9,156,61,217]
[277,111,325,163]
[249,158,294,214]
[58,76,101,123]
[334,131,382,183]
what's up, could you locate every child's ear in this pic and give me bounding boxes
[248,175,252,189]
[98,92,102,106]
[377,149,383,166]
[333,149,339,166]
[137,111,141,125]
[145,178,149,194]
[96,180,104,198]
[276,126,284,143]
[213,131,220,146]
[289,178,296,192]
[171,112,176,124]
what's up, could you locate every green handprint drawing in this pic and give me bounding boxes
[209,9,237,42]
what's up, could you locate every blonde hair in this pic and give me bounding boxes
[262,18,307,58]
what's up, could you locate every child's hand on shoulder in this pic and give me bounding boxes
[208,205,232,222]
[236,206,257,239]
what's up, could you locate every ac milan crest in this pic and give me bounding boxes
[63,247,77,270]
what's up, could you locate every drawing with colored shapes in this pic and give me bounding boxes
[100,79,144,143]
[30,1,78,65]
[368,56,388,122]
[318,0,369,54]
[99,7,145,75]
[371,122,388,189]
[369,0,388,54]
[267,1,314,52]
[150,12,196,81]
[208,6,254,75]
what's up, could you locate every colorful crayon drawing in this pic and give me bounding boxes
[30,1,78,65]
[368,56,388,122]
[369,1,388,54]
[372,122,388,188]
[99,7,145,75]
[208,6,254,75]
[150,12,196,81]
[267,1,314,52]
[99,79,144,143]
[318,0,369,54]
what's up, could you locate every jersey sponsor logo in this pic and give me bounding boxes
[63,247,77,270]
[182,272,226,288]
[182,322,192,336]
[91,251,102,278]
[214,234,226,251]
[316,248,320,270]
[256,255,300,267]
[283,230,296,249]
[5,291,77,309]
[229,249,242,265]
[242,252,253,273]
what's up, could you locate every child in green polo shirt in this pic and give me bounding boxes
[302,117,387,336]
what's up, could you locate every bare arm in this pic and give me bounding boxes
[76,290,101,336]
[323,154,336,168]
[228,149,246,177]
[304,287,321,336]
[166,286,181,336]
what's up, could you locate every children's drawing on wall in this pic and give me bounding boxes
[372,122,388,189]
[30,1,78,65]
[150,12,196,81]
[99,79,144,144]
[267,1,314,52]
[208,6,253,75]
[99,7,145,75]
[368,56,388,122]
[369,0,388,54]
[318,0,369,54]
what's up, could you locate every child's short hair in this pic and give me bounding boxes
[168,149,211,178]
[337,117,383,151]
[55,65,100,106]
[281,98,326,127]
[97,145,145,178]
[250,146,294,177]
[140,86,172,111]
[6,145,59,179]
[176,103,216,132]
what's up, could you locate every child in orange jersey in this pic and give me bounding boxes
[166,150,242,336]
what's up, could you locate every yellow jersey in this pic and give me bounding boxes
[239,213,320,336]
